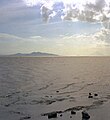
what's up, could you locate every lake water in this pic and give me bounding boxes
[0,57,110,120]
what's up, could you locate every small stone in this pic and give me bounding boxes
[71,110,76,115]
[48,112,57,119]
[70,116,72,118]
[6,94,11,98]
[60,114,62,117]
[89,93,92,96]
[88,95,93,98]
[94,93,98,96]
[4,104,10,107]
[56,91,59,93]
[45,96,49,98]
[20,116,31,120]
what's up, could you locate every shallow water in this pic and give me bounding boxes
[0,57,110,120]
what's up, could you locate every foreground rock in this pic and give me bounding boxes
[94,93,98,96]
[71,110,76,115]
[20,116,31,120]
[88,93,93,98]
[48,112,57,119]
[82,111,90,119]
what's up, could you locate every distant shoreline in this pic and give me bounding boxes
[1,56,110,58]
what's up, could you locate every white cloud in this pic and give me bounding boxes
[0,33,24,41]
[23,0,110,29]
[0,33,44,42]
[54,28,110,55]
[29,36,42,39]
[56,28,110,48]
[23,0,110,28]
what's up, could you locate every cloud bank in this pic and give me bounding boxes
[23,0,110,28]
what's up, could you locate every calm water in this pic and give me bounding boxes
[0,57,110,120]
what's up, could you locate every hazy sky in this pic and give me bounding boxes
[0,0,110,55]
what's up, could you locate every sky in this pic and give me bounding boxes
[0,0,110,56]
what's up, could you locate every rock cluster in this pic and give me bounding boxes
[88,93,98,98]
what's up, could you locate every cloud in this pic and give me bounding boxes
[0,33,51,55]
[63,29,110,46]
[0,33,44,42]
[54,28,110,55]
[41,5,51,22]
[0,33,68,55]
[61,0,110,24]
[0,1,43,37]
[0,33,24,42]
[0,28,109,45]
[23,0,110,27]
[29,36,42,39]
[0,2,24,24]
[0,29,110,55]
[55,28,110,50]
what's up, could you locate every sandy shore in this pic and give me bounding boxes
[0,57,110,120]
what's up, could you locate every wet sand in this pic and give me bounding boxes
[0,57,110,120]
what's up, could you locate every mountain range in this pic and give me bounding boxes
[9,52,59,57]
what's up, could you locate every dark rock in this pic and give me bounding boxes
[20,116,31,120]
[56,91,59,93]
[60,114,62,117]
[71,110,76,115]
[82,111,90,119]
[94,93,98,96]
[88,95,93,98]
[41,111,62,117]
[4,104,10,107]
[48,112,57,119]
[45,96,49,98]
[6,94,12,98]
[88,93,93,98]
[47,100,56,105]
[70,116,72,118]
